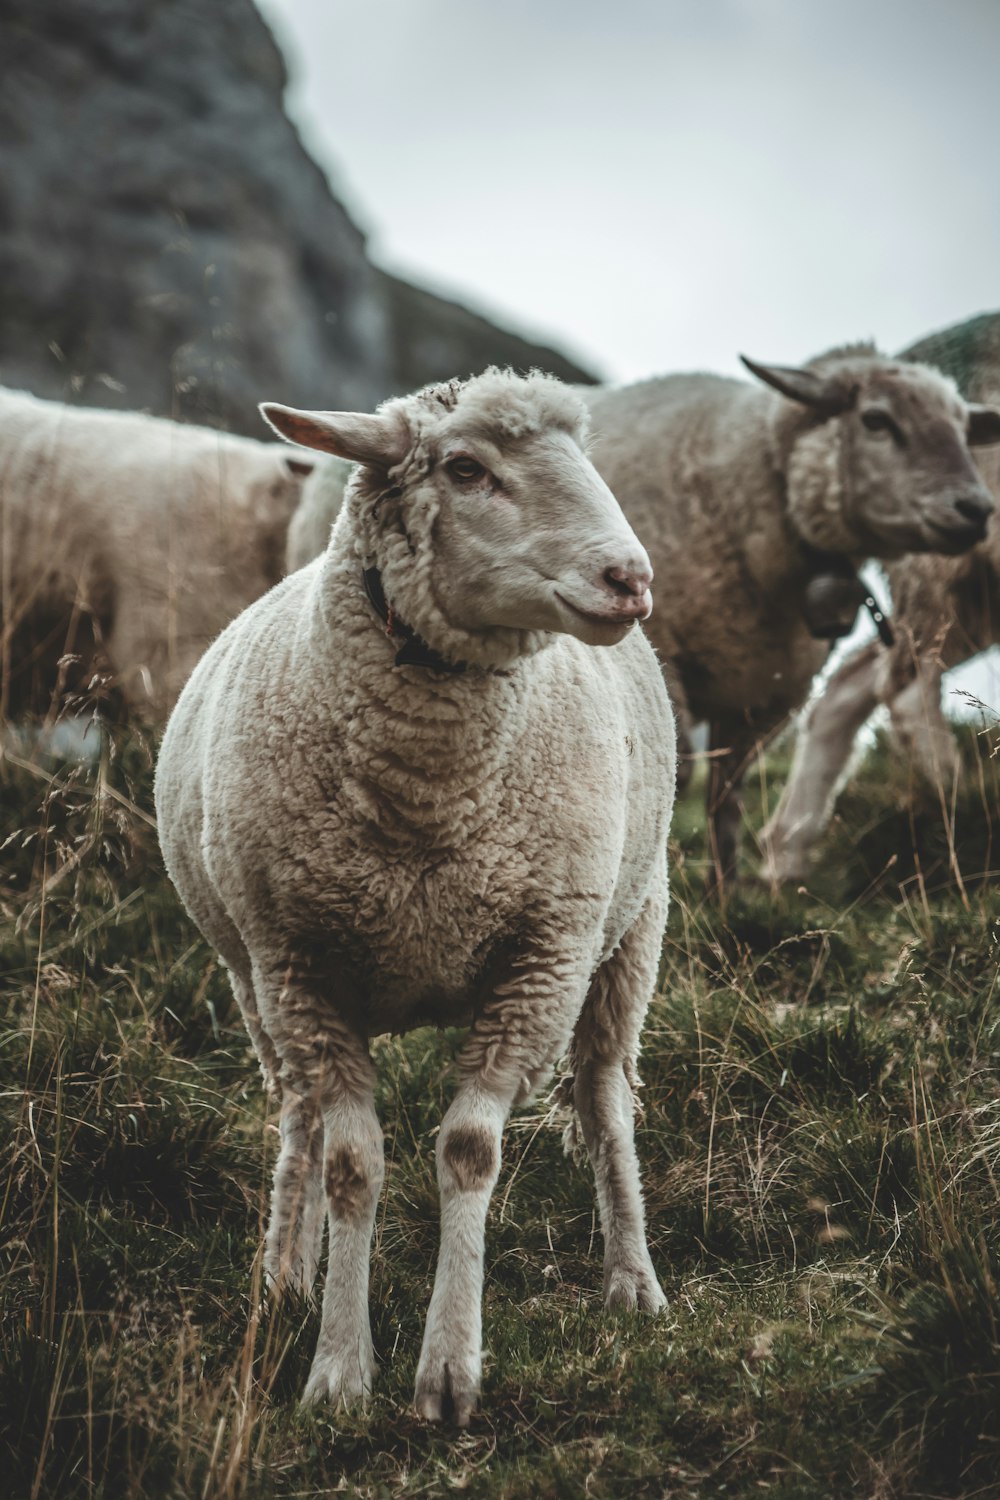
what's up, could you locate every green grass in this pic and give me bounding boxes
[2,720,999,1498]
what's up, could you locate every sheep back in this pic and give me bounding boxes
[0,387,307,717]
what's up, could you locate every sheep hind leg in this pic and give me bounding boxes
[571,891,667,1315]
[264,1088,325,1299]
[890,665,960,790]
[223,961,324,1300]
[706,718,775,894]
[259,979,384,1408]
[758,640,882,886]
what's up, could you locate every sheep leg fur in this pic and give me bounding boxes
[305,1087,384,1407]
[706,715,784,891]
[414,947,592,1428]
[257,980,384,1407]
[225,965,326,1299]
[758,641,882,885]
[264,1089,325,1298]
[889,663,961,789]
[571,892,667,1314]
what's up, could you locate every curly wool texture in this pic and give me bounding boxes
[0,386,310,718]
[157,365,673,1044]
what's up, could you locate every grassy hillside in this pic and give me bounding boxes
[2,720,999,1499]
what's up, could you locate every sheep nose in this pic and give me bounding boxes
[603,564,653,598]
[954,490,994,526]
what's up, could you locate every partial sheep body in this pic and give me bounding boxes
[579,348,998,883]
[0,387,312,720]
[285,455,352,572]
[760,314,1000,883]
[155,369,675,1422]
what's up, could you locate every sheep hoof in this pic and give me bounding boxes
[414,1356,480,1427]
[301,1352,374,1410]
[604,1264,667,1315]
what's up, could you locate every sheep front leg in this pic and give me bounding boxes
[571,892,667,1314]
[414,956,586,1426]
[303,1085,384,1406]
[414,1083,505,1427]
[758,641,882,885]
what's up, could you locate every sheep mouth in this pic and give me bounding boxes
[925,515,989,553]
[554,592,645,628]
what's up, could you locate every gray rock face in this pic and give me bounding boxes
[0,0,593,434]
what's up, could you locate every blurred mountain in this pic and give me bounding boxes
[0,0,594,434]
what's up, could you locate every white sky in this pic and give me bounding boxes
[257,0,999,383]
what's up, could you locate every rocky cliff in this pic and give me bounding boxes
[0,0,593,435]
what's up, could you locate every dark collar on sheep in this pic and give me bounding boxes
[362,566,468,674]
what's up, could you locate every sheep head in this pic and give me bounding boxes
[262,369,654,670]
[742,350,999,560]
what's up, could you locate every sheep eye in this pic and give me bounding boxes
[447,455,486,483]
[861,409,900,440]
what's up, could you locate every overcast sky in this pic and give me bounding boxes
[257,0,999,383]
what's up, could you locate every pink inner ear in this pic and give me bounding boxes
[261,405,335,453]
[261,403,409,468]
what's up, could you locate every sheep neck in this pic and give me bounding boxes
[361,565,467,675]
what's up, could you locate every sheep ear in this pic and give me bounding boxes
[740,355,857,415]
[282,454,316,478]
[259,403,410,468]
[968,404,1000,447]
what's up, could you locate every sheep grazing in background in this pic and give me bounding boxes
[760,313,1000,885]
[0,387,315,722]
[580,347,1000,887]
[155,369,676,1424]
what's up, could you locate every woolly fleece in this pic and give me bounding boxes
[0,386,311,718]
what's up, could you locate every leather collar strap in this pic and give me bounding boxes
[863,591,894,647]
[361,566,467,673]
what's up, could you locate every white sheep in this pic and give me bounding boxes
[0,387,314,721]
[759,315,1000,884]
[580,347,999,886]
[285,454,352,572]
[155,368,676,1424]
